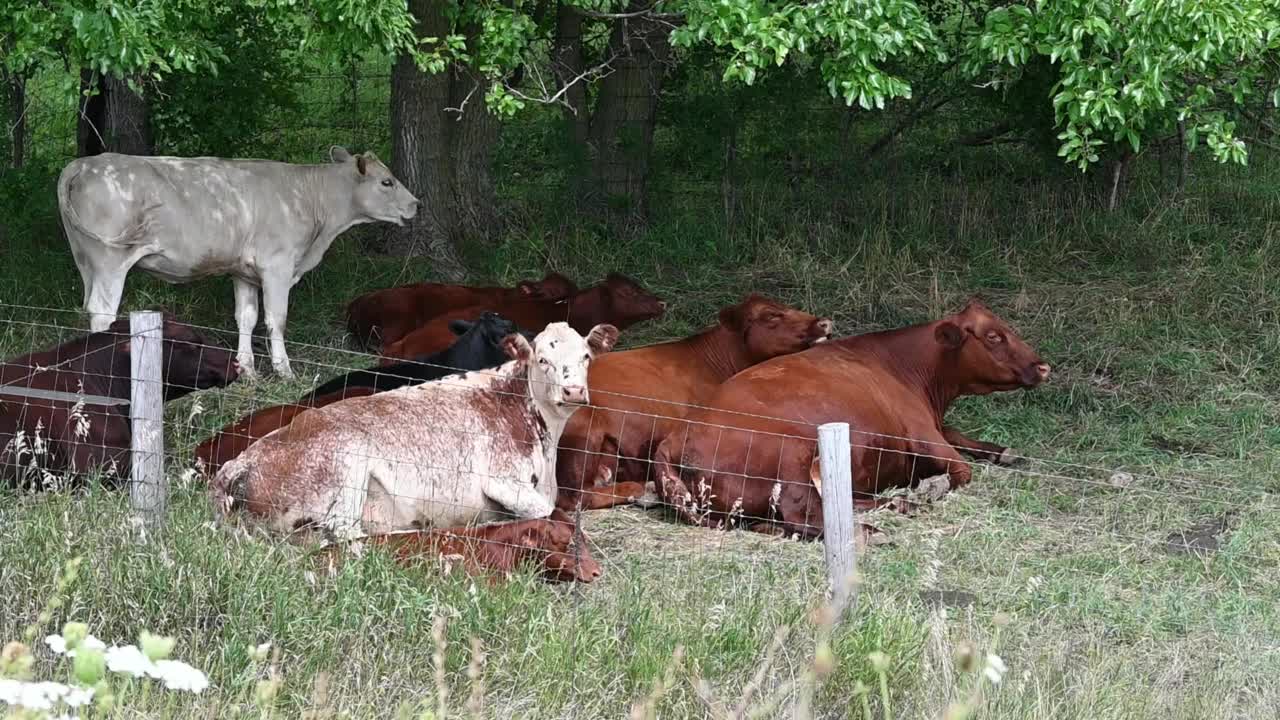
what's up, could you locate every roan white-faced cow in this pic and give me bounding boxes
[211,322,619,541]
[56,147,420,378]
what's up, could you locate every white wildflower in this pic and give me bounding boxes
[45,634,106,657]
[0,678,19,705]
[64,686,95,708]
[983,653,1008,685]
[2,680,73,711]
[153,660,209,694]
[105,645,157,678]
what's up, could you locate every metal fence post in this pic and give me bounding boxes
[129,311,166,531]
[817,422,856,620]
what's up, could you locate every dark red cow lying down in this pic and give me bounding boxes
[0,314,239,489]
[652,300,1050,539]
[380,273,666,361]
[318,510,602,584]
[345,271,578,350]
[557,294,833,511]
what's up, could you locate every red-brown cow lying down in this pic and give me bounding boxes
[380,273,666,362]
[652,300,1050,538]
[320,510,602,584]
[557,294,833,511]
[345,271,577,350]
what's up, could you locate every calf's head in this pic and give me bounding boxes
[598,273,667,329]
[331,146,420,226]
[517,272,578,301]
[159,319,240,400]
[505,322,618,412]
[720,294,833,362]
[934,300,1050,394]
[527,510,602,583]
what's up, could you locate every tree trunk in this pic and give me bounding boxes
[76,72,152,157]
[1107,150,1131,212]
[77,70,107,157]
[449,69,502,242]
[104,75,152,155]
[5,72,23,168]
[553,3,590,150]
[1176,120,1189,193]
[385,0,467,278]
[586,5,672,227]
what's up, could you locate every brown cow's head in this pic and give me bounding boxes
[934,300,1050,394]
[517,272,578,301]
[332,146,421,226]
[720,294,833,362]
[600,273,666,328]
[159,319,241,400]
[527,510,602,583]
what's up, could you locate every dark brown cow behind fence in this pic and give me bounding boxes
[651,300,1050,538]
[380,273,665,361]
[345,271,578,350]
[0,314,239,488]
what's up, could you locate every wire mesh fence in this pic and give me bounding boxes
[2,297,1277,716]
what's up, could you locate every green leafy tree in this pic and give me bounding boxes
[969,0,1280,172]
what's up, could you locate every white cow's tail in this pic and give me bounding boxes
[56,159,156,250]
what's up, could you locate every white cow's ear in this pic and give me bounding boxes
[586,324,619,356]
[329,146,352,163]
[356,154,369,176]
[501,333,533,363]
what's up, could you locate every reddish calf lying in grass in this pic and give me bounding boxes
[319,510,602,584]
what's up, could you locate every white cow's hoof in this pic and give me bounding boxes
[273,364,295,380]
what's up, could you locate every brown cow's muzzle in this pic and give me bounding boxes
[1020,362,1051,387]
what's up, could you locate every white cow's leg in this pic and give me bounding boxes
[232,278,260,379]
[84,267,128,333]
[260,274,293,379]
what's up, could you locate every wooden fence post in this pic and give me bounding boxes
[817,421,856,620]
[129,311,166,531]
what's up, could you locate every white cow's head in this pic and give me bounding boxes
[503,322,618,416]
[330,146,420,226]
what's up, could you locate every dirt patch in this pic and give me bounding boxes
[1162,514,1234,556]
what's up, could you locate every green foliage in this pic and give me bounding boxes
[671,0,941,108]
[970,0,1280,169]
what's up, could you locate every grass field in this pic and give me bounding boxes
[2,136,1279,718]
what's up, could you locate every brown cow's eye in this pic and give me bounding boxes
[986,331,1003,343]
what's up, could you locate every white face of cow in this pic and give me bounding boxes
[503,322,618,414]
[331,147,420,226]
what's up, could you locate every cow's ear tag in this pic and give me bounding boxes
[809,456,823,498]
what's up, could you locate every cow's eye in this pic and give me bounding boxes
[380,179,393,188]
[582,354,590,362]
[986,330,1003,343]
[539,358,550,366]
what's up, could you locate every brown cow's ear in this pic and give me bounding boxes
[934,321,965,349]
[718,304,744,331]
[502,333,533,362]
[587,324,619,355]
[356,154,368,176]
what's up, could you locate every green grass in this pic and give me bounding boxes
[2,119,1280,718]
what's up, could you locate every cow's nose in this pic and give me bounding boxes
[1036,362,1051,380]
[562,385,589,405]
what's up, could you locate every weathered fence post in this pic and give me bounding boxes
[817,421,856,619]
[129,311,166,531]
